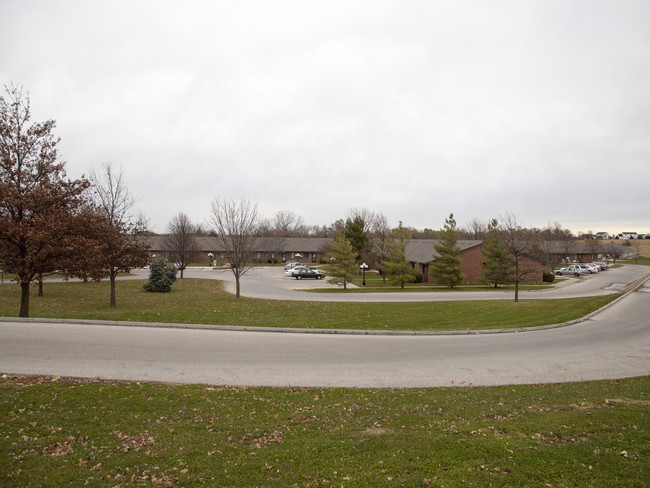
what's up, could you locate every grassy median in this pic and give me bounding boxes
[1,374,648,487]
[0,278,617,331]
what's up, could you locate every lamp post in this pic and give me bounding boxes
[360,262,368,287]
[208,252,214,267]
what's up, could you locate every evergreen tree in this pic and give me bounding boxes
[431,213,465,288]
[382,222,416,289]
[481,219,515,287]
[324,229,358,290]
[344,215,370,262]
[143,258,177,292]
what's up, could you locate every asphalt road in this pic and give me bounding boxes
[1,270,649,388]
[175,263,649,301]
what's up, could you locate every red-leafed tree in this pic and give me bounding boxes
[0,85,91,317]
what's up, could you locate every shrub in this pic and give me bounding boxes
[144,258,177,292]
[543,271,555,283]
[413,272,424,284]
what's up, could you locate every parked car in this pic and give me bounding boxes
[294,268,325,280]
[583,263,601,273]
[593,262,608,270]
[575,264,596,274]
[283,261,302,270]
[285,265,309,277]
[555,265,588,276]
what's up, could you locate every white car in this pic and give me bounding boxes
[575,264,596,274]
[555,265,588,276]
[283,261,302,270]
[583,263,600,273]
[284,265,309,277]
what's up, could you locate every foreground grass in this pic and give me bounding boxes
[0,279,617,331]
[1,375,647,487]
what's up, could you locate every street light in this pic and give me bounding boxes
[360,262,368,287]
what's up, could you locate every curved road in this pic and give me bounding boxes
[1,268,649,388]
[176,263,649,301]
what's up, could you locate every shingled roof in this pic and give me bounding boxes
[140,235,333,252]
[405,239,482,264]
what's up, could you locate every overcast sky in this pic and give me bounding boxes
[2,0,649,235]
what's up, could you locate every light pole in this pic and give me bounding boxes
[208,252,214,266]
[360,262,368,287]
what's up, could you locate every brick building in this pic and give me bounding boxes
[141,236,333,265]
[141,236,547,283]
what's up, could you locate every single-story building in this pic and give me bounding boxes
[141,235,550,283]
[140,236,333,265]
[405,239,544,283]
[538,241,633,265]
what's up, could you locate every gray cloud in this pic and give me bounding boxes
[1,0,648,234]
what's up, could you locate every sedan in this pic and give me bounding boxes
[283,261,302,270]
[554,265,587,277]
[294,268,325,280]
[285,265,309,277]
[576,264,596,274]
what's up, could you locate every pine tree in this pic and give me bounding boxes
[382,222,416,289]
[324,229,358,290]
[143,258,177,292]
[344,215,370,262]
[431,213,465,288]
[481,219,515,288]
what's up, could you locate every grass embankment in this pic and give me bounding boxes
[0,279,617,331]
[313,276,554,293]
[1,375,648,487]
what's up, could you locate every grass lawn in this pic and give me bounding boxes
[621,256,650,266]
[1,374,647,487]
[0,279,618,331]
[314,280,554,293]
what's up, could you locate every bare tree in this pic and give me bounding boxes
[497,213,539,302]
[210,196,261,299]
[461,218,489,239]
[272,210,306,236]
[631,238,643,263]
[89,162,149,307]
[345,207,378,236]
[370,212,392,282]
[163,212,199,278]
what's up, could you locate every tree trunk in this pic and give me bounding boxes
[110,270,117,308]
[180,267,184,279]
[235,276,241,300]
[38,273,44,297]
[514,259,520,302]
[20,281,30,317]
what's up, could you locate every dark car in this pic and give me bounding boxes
[294,268,325,280]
